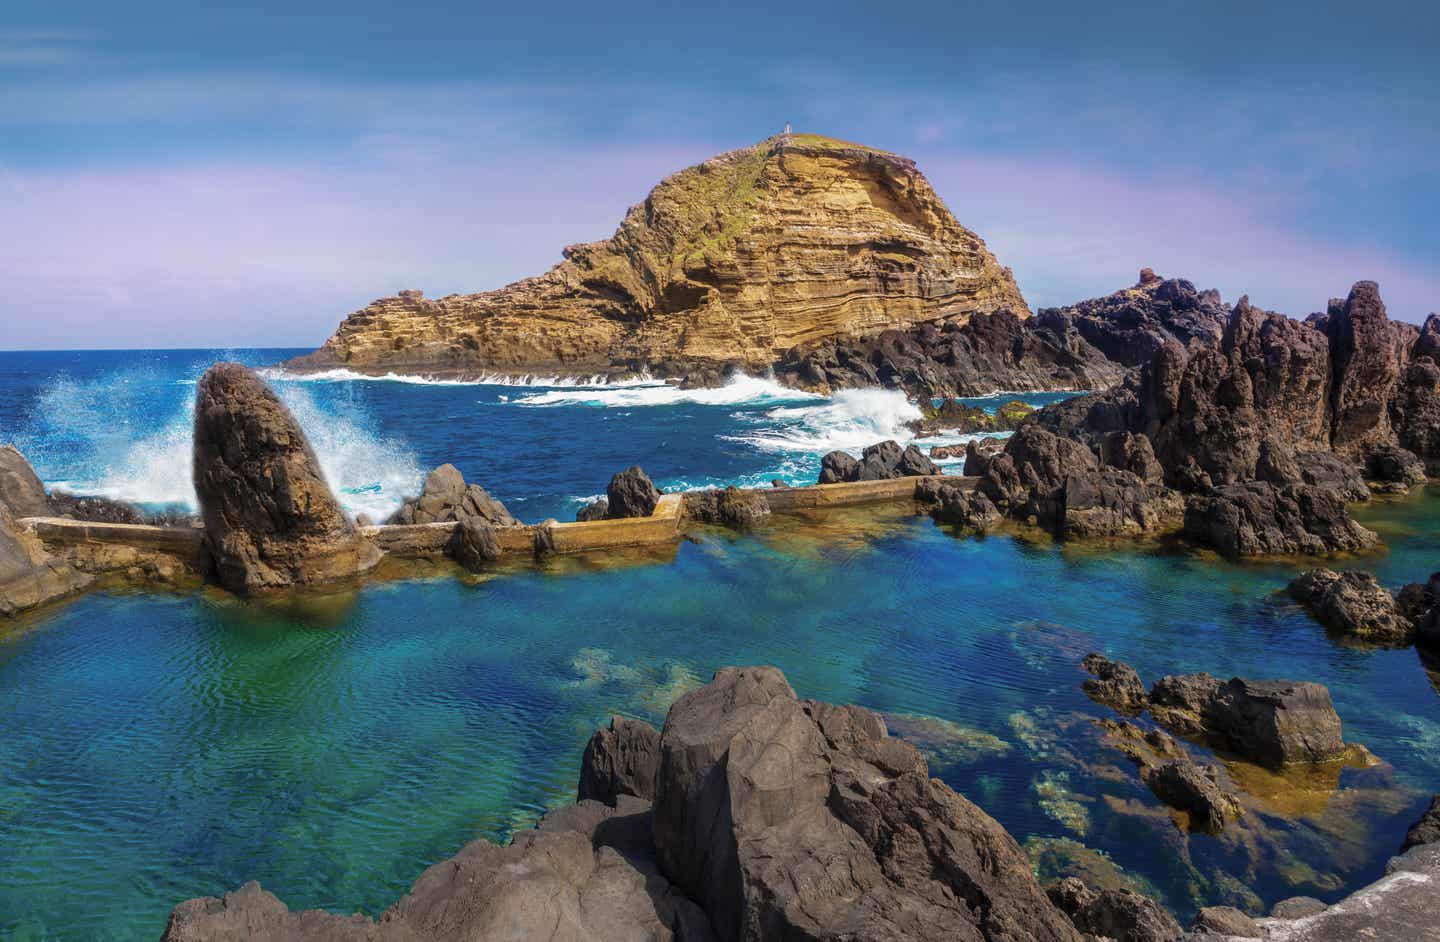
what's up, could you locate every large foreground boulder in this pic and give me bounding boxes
[605,467,662,519]
[192,363,381,593]
[165,666,1086,942]
[0,502,91,617]
[0,444,49,518]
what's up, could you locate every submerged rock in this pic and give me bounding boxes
[0,444,49,518]
[1045,876,1183,942]
[192,363,381,593]
[1288,569,1412,643]
[1097,719,1242,834]
[605,466,661,519]
[388,463,517,527]
[1081,654,1149,715]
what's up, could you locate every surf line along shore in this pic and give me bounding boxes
[3,362,970,612]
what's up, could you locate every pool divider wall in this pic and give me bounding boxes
[19,475,973,564]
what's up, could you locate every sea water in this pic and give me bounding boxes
[0,349,1437,940]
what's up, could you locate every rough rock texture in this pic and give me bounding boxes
[578,716,662,806]
[651,666,1084,941]
[575,498,609,522]
[0,502,92,617]
[1045,876,1183,942]
[778,273,1227,397]
[906,399,1033,436]
[164,666,1085,942]
[0,444,49,518]
[1147,674,1346,768]
[1081,653,1149,715]
[1181,483,1377,558]
[915,477,1000,531]
[682,487,771,529]
[387,464,517,527]
[1190,906,1262,937]
[605,467,662,519]
[1325,282,1402,458]
[1287,569,1412,643]
[1402,795,1440,852]
[1399,573,1440,648]
[161,796,718,942]
[818,440,938,483]
[976,425,1184,539]
[289,135,1029,381]
[192,363,382,593]
[445,518,500,571]
[1097,719,1242,835]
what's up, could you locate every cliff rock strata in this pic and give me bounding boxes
[289,134,1029,381]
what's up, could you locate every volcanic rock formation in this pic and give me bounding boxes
[192,363,381,592]
[288,134,1029,381]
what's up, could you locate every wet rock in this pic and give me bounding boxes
[1366,444,1427,488]
[896,442,941,476]
[578,716,661,805]
[928,444,964,460]
[605,466,661,518]
[1045,876,1183,942]
[1097,719,1241,834]
[818,449,860,484]
[46,491,144,525]
[576,498,609,522]
[682,487,770,529]
[1181,482,1378,557]
[916,477,1001,531]
[907,398,1034,435]
[191,363,381,593]
[533,518,559,558]
[819,440,939,483]
[1191,906,1262,937]
[652,665,1083,941]
[963,436,1006,475]
[1082,654,1149,715]
[1398,574,1440,648]
[1147,674,1346,767]
[1270,896,1327,919]
[1288,569,1412,643]
[0,444,50,518]
[446,517,500,571]
[0,502,92,617]
[1402,795,1440,851]
[388,463,518,527]
[1061,466,1185,539]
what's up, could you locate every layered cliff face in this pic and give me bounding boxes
[288,134,1029,378]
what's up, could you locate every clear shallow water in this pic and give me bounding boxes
[0,350,1437,941]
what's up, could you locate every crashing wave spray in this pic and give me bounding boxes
[512,373,822,408]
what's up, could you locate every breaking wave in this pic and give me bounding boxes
[259,367,659,389]
[511,373,821,408]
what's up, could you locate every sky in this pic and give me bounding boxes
[1,0,1436,350]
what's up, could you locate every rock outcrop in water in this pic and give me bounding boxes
[386,463,517,527]
[288,134,1029,382]
[192,363,381,593]
[818,439,939,483]
[604,466,662,519]
[162,665,1090,942]
[1287,569,1414,644]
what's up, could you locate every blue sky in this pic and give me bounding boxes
[2,0,1436,349]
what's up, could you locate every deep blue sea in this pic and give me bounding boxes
[1,348,1438,941]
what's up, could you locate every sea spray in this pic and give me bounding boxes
[260,367,660,389]
[511,373,821,409]
[17,366,423,521]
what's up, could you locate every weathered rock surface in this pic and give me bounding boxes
[605,466,662,519]
[0,502,91,617]
[916,477,1000,531]
[578,716,661,805]
[0,444,49,518]
[1097,719,1242,834]
[387,464,517,527]
[1082,653,1149,715]
[1190,905,1261,937]
[818,440,938,483]
[1147,674,1346,768]
[1181,483,1377,558]
[906,398,1033,436]
[1046,876,1183,942]
[575,498,609,522]
[1402,794,1440,852]
[445,518,500,571]
[682,486,770,529]
[1287,569,1412,643]
[192,363,381,593]
[289,135,1029,382]
[164,665,1087,941]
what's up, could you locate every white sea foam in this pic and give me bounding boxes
[512,373,821,408]
[26,373,422,521]
[259,367,658,389]
[725,388,925,455]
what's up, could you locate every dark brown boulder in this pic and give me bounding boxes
[575,498,609,522]
[820,441,939,484]
[0,444,49,518]
[605,466,661,518]
[1045,877,1182,942]
[1327,281,1402,458]
[1402,795,1440,851]
[1097,719,1242,834]
[963,436,1005,475]
[1288,569,1412,643]
[1081,654,1148,714]
[446,518,500,571]
[916,478,1000,531]
[192,363,381,593]
[1182,482,1378,557]
[388,463,517,527]
[578,716,661,805]
[652,666,1084,942]
[818,449,860,484]
[683,486,770,529]
[1395,354,1440,475]
[1366,445,1428,488]
[1147,673,1346,767]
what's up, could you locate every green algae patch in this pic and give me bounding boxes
[882,712,1011,768]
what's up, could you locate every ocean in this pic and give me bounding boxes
[1,348,1437,940]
